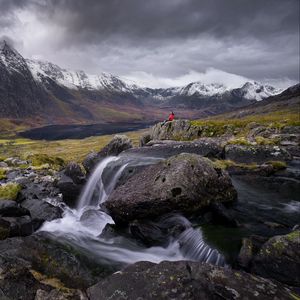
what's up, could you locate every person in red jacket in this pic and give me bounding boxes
[168,111,175,121]
[162,112,175,125]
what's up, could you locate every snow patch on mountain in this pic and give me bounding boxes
[239,82,282,101]
[1,41,283,102]
[0,40,28,74]
[26,59,142,93]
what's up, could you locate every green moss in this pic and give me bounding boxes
[0,182,21,200]
[286,230,300,242]
[0,168,7,180]
[27,154,65,171]
[255,136,279,145]
[212,160,236,169]
[290,292,300,300]
[228,137,251,146]
[271,240,285,253]
[212,159,258,171]
[266,161,287,170]
[0,226,10,240]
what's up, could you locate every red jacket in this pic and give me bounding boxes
[168,113,175,121]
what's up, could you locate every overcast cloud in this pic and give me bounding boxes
[0,0,299,88]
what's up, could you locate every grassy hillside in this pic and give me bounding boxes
[0,129,146,163]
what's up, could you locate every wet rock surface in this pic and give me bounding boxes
[104,153,237,224]
[0,232,115,299]
[251,230,300,287]
[87,260,297,300]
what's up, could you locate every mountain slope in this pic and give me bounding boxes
[0,41,285,125]
[0,41,48,118]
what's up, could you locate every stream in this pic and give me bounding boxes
[39,154,300,269]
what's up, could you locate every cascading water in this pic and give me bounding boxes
[40,155,225,267]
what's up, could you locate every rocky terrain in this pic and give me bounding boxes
[0,104,299,299]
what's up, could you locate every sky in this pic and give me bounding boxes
[0,0,299,88]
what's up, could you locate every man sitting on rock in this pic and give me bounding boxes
[162,112,175,125]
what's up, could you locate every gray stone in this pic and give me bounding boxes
[83,135,133,173]
[225,144,292,163]
[21,198,62,221]
[104,153,237,224]
[251,230,300,287]
[87,261,296,300]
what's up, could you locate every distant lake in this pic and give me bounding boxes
[19,122,153,140]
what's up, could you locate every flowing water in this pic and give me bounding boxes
[40,155,225,268]
[40,154,300,268]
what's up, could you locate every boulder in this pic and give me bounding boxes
[0,199,30,217]
[129,214,191,247]
[251,230,300,287]
[104,153,237,224]
[64,161,86,184]
[21,198,62,222]
[82,152,98,174]
[35,289,86,300]
[83,135,133,173]
[0,161,8,168]
[87,261,297,300]
[139,132,151,147]
[57,174,83,207]
[149,119,199,141]
[0,215,43,237]
[0,232,115,292]
[0,255,52,300]
[225,144,292,163]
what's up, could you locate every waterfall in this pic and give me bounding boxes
[40,155,226,267]
[77,156,121,209]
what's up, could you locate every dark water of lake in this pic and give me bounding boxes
[19,122,153,140]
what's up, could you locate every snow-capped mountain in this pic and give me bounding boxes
[238,82,281,101]
[25,52,282,102]
[0,40,286,122]
[26,59,141,94]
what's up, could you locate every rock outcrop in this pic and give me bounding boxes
[83,135,133,173]
[57,161,86,207]
[0,232,115,299]
[87,260,297,300]
[251,230,300,287]
[104,153,237,224]
[225,144,292,163]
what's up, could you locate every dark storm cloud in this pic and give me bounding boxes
[0,0,299,86]
[29,0,299,44]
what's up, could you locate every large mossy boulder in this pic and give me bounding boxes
[87,261,297,300]
[104,153,237,225]
[83,135,133,173]
[251,230,300,287]
[148,119,199,141]
[224,144,292,163]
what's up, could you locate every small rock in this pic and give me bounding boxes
[64,161,85,184]
[0,161,8,168]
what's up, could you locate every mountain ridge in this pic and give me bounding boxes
[0,41,291,126]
